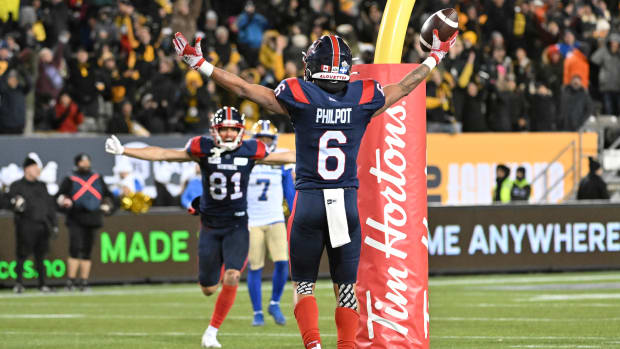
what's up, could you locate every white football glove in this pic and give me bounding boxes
[11,195,25,213]
[105,135,125,155]
[429,29,458,65]
[173,32,206,69]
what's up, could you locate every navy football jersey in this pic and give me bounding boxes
[274,77,385,189]
[185,136,268,218]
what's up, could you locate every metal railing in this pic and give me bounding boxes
[534,114,620,203]
[530,139,579,203]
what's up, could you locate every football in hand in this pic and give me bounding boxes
[419,8,459,52]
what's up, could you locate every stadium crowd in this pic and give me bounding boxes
[0,0,619,136]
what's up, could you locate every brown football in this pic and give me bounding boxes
[419,8,459,52]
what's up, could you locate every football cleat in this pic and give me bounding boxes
[201,328,222,348]
[268,303,286,325]
[252,312,265,327]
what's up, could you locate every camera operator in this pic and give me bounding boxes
[9,154,58,293]
[56,153,115,291]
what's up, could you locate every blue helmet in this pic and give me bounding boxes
[210,106,245,150]
[303,35,352,83]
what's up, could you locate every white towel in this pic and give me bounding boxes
[323,188,351,248]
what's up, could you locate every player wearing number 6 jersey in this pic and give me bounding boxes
[173,29,456,349]
[104,107,295,348]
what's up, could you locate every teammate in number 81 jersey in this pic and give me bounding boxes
[274,77,385,190]
[186,135,267,221]
[104,105,296,349]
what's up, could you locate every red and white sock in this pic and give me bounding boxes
[294,296,322,349]
[335,307,359,349]
[209,284,238,329]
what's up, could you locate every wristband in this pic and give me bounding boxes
[197,60,214,77]
[422,57,437,70]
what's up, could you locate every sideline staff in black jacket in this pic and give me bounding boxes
[8,154,57,293]
[577,157,610,200]
[56,153,114,291]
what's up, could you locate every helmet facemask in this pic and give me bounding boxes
[211,124,244,151]
[210,107,246,151]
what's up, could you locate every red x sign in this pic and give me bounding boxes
[70,174,102,201]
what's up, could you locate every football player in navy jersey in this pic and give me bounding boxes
[173,29,456,349]
[105,107,295,348]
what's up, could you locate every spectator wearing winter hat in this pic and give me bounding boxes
[493,164,512,203]
[591,33,620,115]
[0,68,31,134]
[236,0,269,67]
[52,91,84,133]
[208,26,242,72]
[559,74,593,131]
[170,0,203,46]
[67,47,100,122]
[35,40,66,106]
[258,30,287,82]
[577,157,609,200]
[527,81,556,131]
[563,48,589,89]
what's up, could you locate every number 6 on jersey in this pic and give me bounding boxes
[318,130,346,180]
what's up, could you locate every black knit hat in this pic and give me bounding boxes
[588,156,601,173]
[22,157,37,169]
[74,153,91,166]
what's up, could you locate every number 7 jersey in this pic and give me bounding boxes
[274,77,385,189]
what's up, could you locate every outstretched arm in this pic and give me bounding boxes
[210,68,289,115]
[173,32,289,116]
[105,135,194,162]
[372,30,458,118]
[123,147,192,162]
[260,151,296,165]
[374,65,431,117]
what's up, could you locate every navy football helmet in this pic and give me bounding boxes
[210,106,245,150]
[303,35,352,83]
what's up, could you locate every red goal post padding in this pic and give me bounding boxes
[352,64,429,349]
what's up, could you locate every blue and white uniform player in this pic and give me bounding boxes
[246,120,295,326]
[104,107,295,348]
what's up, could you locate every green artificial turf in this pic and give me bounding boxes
[1,271,620,348]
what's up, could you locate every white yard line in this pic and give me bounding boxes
[430,274,620,286]
[433,316,620,322]
[0,330,336,338]
[528,293,620,301]
[0,313,334,321]
[510,344,601,348]
[432,302,620,308]
[0,283,333,300]
[0,314,84,319]
[436,335,613,341]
